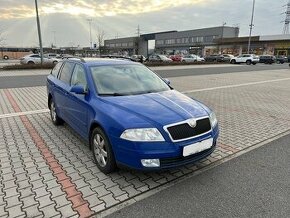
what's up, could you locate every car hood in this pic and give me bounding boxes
[100,90,209,128]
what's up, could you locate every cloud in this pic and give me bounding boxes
[0,0,210,19]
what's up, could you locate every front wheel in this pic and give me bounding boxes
[230,60,236,64]
[49,99,64,126]
[246,60,251,65]
[91,127,117,174]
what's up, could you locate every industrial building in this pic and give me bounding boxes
[104,26,290,57]
[104,26,239,57]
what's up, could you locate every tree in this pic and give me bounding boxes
[0,28,5,47]
[96,28,105,55]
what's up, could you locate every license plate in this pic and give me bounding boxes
[183,138,213,157]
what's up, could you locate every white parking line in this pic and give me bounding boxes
[182,77,290,94]
[0,109,49,119]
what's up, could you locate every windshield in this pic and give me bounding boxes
[90,64,170,96]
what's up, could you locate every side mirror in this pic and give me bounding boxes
[163,78,171,85]
[70,85,86,95]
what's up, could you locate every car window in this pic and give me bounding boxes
[71,64,87,87]
[59,62,75,84]
[90,64,170,95]
[51,62,63,77]
[31,55,40,58]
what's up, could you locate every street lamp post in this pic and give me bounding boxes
[34,0,43,65]
[220,22,226,54]
[247,0,256,54]
[87,19,93,49]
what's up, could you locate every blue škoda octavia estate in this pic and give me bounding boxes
[47,58,219,173]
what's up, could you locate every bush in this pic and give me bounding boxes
[2,63,55,70]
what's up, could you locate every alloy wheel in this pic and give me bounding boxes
[93,134,108,167]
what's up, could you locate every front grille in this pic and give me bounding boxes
[166,118,211,141]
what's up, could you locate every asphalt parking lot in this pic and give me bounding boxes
[0,64,290,217]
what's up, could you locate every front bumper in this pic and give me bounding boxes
[111,125,219,170]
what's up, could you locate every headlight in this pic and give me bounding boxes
[120,128,165,142]
[209,112,218,127]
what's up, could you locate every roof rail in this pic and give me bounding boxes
[67,57,86,63]
[101,55,136,62]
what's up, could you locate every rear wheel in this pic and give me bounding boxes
[91,127,117,174]
[28,61,35,65]
[49,99,64,126]
[246,60,251,65]
[3,55,9,60]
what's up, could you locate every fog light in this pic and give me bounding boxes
[141,159,160,167]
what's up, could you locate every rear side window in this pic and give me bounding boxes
[59,62,75,84]
[51,62,63,77]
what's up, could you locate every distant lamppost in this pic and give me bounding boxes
[87,18,93,49]
[220,22,226,54]
[247,0,256,54]
[34,0,43,64]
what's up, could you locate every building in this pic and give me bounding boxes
[104,26,290,57]
[216,34,290,56]
[104,26,239,57]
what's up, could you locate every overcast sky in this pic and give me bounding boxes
[0,0,288,47]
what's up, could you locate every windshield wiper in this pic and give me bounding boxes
[98,93,125,96]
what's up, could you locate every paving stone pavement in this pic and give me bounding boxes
[0,69,290,217]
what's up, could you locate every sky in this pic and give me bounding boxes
[0,0,288,47]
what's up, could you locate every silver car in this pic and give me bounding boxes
[20,54,59,65]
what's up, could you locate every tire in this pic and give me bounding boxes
[3,55,9,60]
[49,98,64,126]
[252,62,257,65]
[91,127,117,174]
[28,61,35,65]
[230,59,236,64]
[246,60,251,65]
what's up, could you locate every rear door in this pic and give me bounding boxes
[53,62,75,121]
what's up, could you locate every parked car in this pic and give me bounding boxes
[276,55,287,64]
[204,54,225,62]
[259,55,276,64]
[230,54,259,65]
[20,54,59,65]
[130,55,147,63]
[222,54,234,62]
[182,54,205,62]
[169,55,183,62]
[148,54,173,63]
[47,58,219,173]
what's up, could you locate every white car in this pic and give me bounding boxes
[20,54,59,65]
[230,54,259,65]
[148,55,173,63]
[182,54,205,62]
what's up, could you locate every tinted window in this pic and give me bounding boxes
[59,62,75,84]
[51,62,63,77]
[71,64,87,87]
[31,55,40,58]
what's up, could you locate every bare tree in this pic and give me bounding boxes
[0,28,5,47]
[96,28,105,55]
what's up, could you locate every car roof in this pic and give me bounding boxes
[65,58,139,67]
